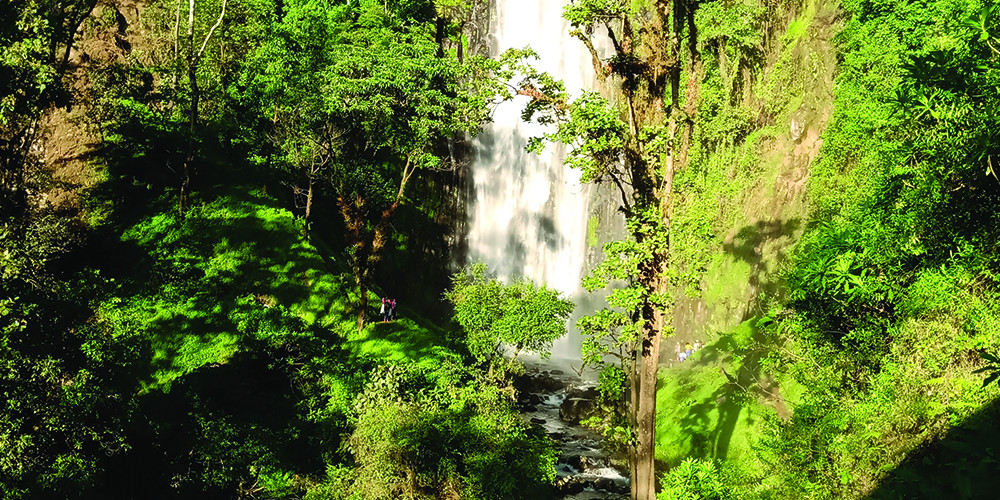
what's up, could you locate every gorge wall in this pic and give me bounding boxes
[671,0,841,347]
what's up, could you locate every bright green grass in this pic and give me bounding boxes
[108,191,456,390]
[347,318,461,370]
[656,319,794,475]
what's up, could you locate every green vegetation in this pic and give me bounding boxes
[1,1,556,499]
[445,262,574,374]
[646,0,1000,499]
[6,0,1000,498]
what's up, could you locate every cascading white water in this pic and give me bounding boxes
[467,0,599,360]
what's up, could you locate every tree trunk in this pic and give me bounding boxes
[180,0,196,214]
[634,263,668,500]
[629,353,640,500]
[338,194,368,330]
[179,0,227,214]
[435,16,445,58]
[304,174,314,232]
[0,126,31,217]
[357,279,368,330]
[173,0,182,90]
[634,349,658,500]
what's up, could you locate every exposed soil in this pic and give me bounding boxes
[36,0,149,211]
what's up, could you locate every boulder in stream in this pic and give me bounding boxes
[559,386,598,423]
[554,476,587,495]
[595,477,629,494]
[560,453,610,473]
[513,371,565,394]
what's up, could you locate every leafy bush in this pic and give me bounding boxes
[445,263,573,369]
[336,363,558,499]
[658,458,732,500]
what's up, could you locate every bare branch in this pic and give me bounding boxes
[197,0,227,60]
[570,30,610,79]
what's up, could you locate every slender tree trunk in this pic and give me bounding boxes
[56,0,99,73]
[357,279,369,330]
[435,16,445,58]
[629,354,640,500]
[180,0,196,214]
[179,0,227,214]
[173,0,182,91]
[304,175,314,228]
[1,116,42,219]
[679,3,701,168]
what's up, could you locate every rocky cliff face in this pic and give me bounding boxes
[672,0,842,349]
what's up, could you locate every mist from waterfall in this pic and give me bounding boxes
[467,0,600,361]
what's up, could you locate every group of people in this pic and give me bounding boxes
[379,297,398,322]
[676,340,703,362]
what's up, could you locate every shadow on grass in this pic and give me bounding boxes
[661,320,778,464]
[864,396,1000,500]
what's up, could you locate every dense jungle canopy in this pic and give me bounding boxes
[3,0,1000,499]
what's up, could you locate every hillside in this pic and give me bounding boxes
[654,0,1000,498]
[3,0,1000,499]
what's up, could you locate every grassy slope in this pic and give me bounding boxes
[658,0,1000,497]
[658,0,838,468]
[95,186,454,390]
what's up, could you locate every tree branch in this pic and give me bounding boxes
[570,30,610,79]
[197,0,227,60]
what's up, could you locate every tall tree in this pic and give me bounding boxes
[178,0,227,213]
[513,0,701,498]
[243,0,503,329]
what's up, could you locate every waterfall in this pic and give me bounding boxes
[466,0,599,361]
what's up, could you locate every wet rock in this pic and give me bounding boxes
[564,454,585,472]
[559,386,598,423]
[584,456,610,471]
[594,477,614,492]
[595,477,629,494]
[530,417,547,425]
[550,369,565,375]
[558,455,580,473]
[560,453,608,473]
[587,457,611,469]
[521,405,537,413]
[566,385,598,400]
[548,431,565,441]
[529,393,543,405]
[540,375,562,392]
[554,476,587,495]
[559,397,596,424]
[513,371,565,393]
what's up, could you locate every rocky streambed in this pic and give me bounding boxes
[515,365,630,499]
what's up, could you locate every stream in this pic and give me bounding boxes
[516,363,630,499]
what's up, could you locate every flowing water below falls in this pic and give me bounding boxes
[516,364,630,498]
[466,0,625,495]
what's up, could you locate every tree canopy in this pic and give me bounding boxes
[445,262,574,366]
